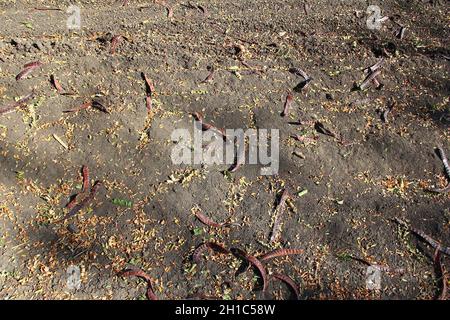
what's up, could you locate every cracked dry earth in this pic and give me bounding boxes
[0,0,449,300]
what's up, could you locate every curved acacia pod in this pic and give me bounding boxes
[190,112,227,141]
[434,249,448,301]
[63,101,92,113]
[65,165,89,209]
[82,165,90,192]
[92,100,109,113]
[272,273,299,299]
[231,248,268,292]
[118,268,153,282]
[0,92,35,115]
[207,242,230,255]
[259,248,304,262]
[193,242,229,264]
[229,141,246,173]
[23,60,43,69]
[437,146,450,179]
[146,95,152,112]
[110,35,122,54]
[65,194,79,209]
[228,162,242,173]
[394,218,450,256]
[166,6,173,18]
[58,181,102,222]
[16,61,42,81]
[194,209,225,228]
[289,67,310,81]
[146,285,158,300]
[142,72,155,95]
[281,93,293,117]
[50,75,64,93]
[118,268,158,300]
[193,243,209,264]
[245,254,268,292]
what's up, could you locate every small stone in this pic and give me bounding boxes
[67,223,79,234]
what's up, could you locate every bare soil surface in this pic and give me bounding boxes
[0,0,449,300]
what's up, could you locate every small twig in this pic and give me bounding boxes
[359,69,382,90]
[314,121,337,138]
[53,134,68,150]
[33,7,63,11]
[344,254,405,274]
[364,58,384,74]
[303,1,310,15]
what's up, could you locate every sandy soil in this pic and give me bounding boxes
[0,0,449,299]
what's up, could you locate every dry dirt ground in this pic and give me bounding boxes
[0,0,449,300]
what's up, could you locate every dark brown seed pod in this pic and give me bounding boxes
[272,273,299,299]
[231,248,268,292]
[193,242,230,264]
[259,248,303,262]
[281,93,293,117]
[118,267,158,300]
[0,92,35,115]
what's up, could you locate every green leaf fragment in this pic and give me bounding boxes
[112,198,133,207]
